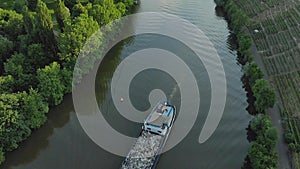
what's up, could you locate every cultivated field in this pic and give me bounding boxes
[233,0,300,168]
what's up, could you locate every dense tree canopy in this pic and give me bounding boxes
[249,114,278,169]
[0,8,24,40]
[0,75,14,94]
[64,0,78,10]
[0,35,14,73]
[87,0,124,26]
[243,61,264,87]
[0,0,135,165]
[224,1,249,33]
[0,93,31,152]
[55,0,70,31]
[58,13,99,68]
[250,114,271,133]
[37,62,65,106]
[71,3,88,18]
[237,33,252,56]
[248,142,278,169]
[253,79,276,113]
[5,53,36,91]
[35,0,58,57]
[0,148,4,165]
[26,0,38,11]
[18,89,48,129]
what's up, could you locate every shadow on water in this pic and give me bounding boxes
[216,5,256,169]
[1,0,252,168]
[0,94,73,169]
[215,6,238,52]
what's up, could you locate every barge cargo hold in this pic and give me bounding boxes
[121,101,176,169]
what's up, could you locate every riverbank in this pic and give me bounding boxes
[250,39,291,169]
[1,0,252,168]
[217,0,300,168]
[0,0,137,165]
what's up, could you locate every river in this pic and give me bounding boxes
[1,0,251,169]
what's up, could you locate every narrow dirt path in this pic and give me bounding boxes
[250,41,291,169]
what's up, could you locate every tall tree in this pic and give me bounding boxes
[114,0,134,12]
[18,89,49,129]
[26,0,38,11]
[55,0,70,31]
[0,75,14,94]
[238,33,252,56]
[37,62,65,106]
[0,93,31,151]
[0,8,24,40]
[0,148,4,165]
[250,114,271,133]
[22,7,36,39]
[35,0,58,58]
[71,3,88,18]
[88,0,122,26]
[243,61,264,87]
[58,13,99,69]
[4,53,36,91]
[27,43,50,70]
[248,142,278,169]
[253,79,276,113]
[64,0,78,10]
[0,35,14,74]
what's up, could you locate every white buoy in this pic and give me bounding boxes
[120,97,124,102]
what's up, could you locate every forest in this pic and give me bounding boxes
[0,0,135,164]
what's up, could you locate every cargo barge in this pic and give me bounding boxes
[121,101,176,169]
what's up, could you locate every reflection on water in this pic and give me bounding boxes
[1,0,251,169]
[0,94,73,169]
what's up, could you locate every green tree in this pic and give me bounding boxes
[214,0,226,7]
[243,61,264,87]
[0,35,14,73]
[55,0,70,31]
[18,89,48,129]
[5,53,36,91]
[248,142,278,169]
[88,0,122,26]
[285,132,295,144]
[116,2,126,16]
[37,62,65,106]
[0,93,31,151]
[27,43,50,71]
[224,1,249,33]
[238,33,252,56]
[35,0,58,57]
[0,75,14,94]
[14,1,26,13]
[26,0,38,11]
[114,0,135,12]
[0,148,4,165]
[71,3,88,18]
[0,8,24,40]
[58,13,99,69]
[250,114,271,133]
[64,0,78,10]
[22,7,36,39]
[253,79,276,113]
[61,68,73,94]
[257,127,277,149]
